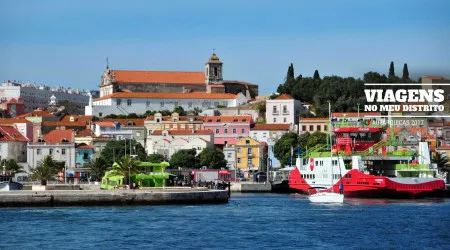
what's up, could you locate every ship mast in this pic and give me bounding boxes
[329,101,334,193]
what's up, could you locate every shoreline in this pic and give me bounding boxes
[0,189,229,207]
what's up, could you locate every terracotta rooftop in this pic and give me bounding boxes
[17,109,55,118]
[76,144,93,149]
[0,118,32,124]
[152,129,213,135]
[94,121,116,128]
[112,70,205,85]
[422,76,450,81]
[437,144,450,149]
[75,128,95,137]
[203,115,252,124]
[42,121,88,127]
[145,115,205,122]
[103,118,145,126]
[0,126,29,142]
[60,115,94,124]
[42,129,74,143]
[300,117,329,121]
[94,92,240,102]
[251,124,291,131]
[274,94,294,100]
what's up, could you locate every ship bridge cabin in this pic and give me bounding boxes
[333,127,384,152]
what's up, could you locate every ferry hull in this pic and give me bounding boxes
[289,168,445,199]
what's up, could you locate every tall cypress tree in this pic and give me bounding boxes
[389,61,395,79]
[313,70,320,80]
[287,63,295,80]
[402,63,409,80]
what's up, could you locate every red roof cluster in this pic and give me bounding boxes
[112,70,205,85]
[94,92,239,102]
[251,124,291,130]
[103,118,145,126]
[42,129,74,143]
[0,126,28,142]
[203,115,252,124]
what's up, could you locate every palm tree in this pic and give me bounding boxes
[88,157,109,181]
[432,152,450,182]
[0,158,24,175]
[30,155,60,185]
[111,156,141,185]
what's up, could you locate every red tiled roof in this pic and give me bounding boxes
[42,121,87,127]
[274,94,294,100]
[76,144,93,149]
[103,118,145,126]
[0,126,29,142]
[332,112,381,117]
[75,128,95,137]
[300,117,329,121]
[60,115,94,123]
[152,129,213,135]
[42,129,74,143]
[94,122,116,128]
[112,70,205,85]
[437,144,450,149]
[422,76,450,80]
[0,118,32,124]
[251,124,291,131]
[203,115,252,124]
[145,115,205,121]
[18,109,55,118]
[94,92,239,102]
[210,85,225,88]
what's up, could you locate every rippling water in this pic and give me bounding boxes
[1,193,449,250]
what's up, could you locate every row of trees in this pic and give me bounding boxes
[273,132,327,166]
[276,62,416,117]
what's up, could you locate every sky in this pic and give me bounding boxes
[0,0,449,95]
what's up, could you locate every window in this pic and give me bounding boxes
[309,125,313,131]
[215,129,220,134]
[227,153,232,158]
[224,128,228,134]
[160,102,164,107]
[324,125,327,131]
[99,112,103,117]
[284,118,287,123]
[241,128,245,133]
[127,99,132,106]
[317,125,321,131]
[37,149,41,155]
[116,99,121,106]
[237,148,241,153]
[247,158,253,165]
[214,67,218,76]
[146,100,151,107]
[237,158,241,164]
[188,102,193,108]
[302,125,306,131]
[273,106,277,114]
[247,148,252,155]
[232,128,236,134]
[62,149,66,155]
[283,105,288,114]
[49,149,53,155]
[273,118,277,123]
[83,152,89,160]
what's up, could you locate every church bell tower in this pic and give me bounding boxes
[205,50,223,85]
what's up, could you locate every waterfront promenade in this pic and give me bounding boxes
[0,188,229,207]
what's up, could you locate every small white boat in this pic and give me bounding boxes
[308,191,344,203]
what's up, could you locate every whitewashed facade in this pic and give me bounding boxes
[266,94,301,125]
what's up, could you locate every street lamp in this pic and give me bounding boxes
[128,166,131,188]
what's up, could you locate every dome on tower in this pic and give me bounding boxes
[209,53,220,61]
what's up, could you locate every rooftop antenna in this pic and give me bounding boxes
[106,57,110,70]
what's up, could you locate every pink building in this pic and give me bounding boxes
[202,115,253,146]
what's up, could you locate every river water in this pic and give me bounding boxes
[1,193,449,250]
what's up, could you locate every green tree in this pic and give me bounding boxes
[313,70,320,80]
[389,61,395,79]
[306,131,328,148]
[0,158,24,174]
[147,153,165,163]
[169,149,198,169]
[198,148,227,169]
[111,156,141,184]
[274,132,300,167]
[30,155,60,185]
[192,107,203,116]
[432,152,450,178]
[402,63,409,80]
[87,157,109,181]
[298,132,311,150]
[99,139,147,167]
[173,106,187,116]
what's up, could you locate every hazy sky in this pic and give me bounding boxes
[1,0,449,95]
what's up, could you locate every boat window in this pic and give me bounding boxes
[315,161,318,166]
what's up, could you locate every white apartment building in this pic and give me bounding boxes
[86,92,248,117]
[266,94,301,125]
[0,81,90,113]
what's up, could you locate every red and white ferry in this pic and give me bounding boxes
[289,123,445,198]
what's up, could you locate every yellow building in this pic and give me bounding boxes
[235,137,266,174]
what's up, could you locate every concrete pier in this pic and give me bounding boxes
[230,182,271,192]
[0,189,229,207]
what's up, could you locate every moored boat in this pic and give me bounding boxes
[0,174,24,191]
